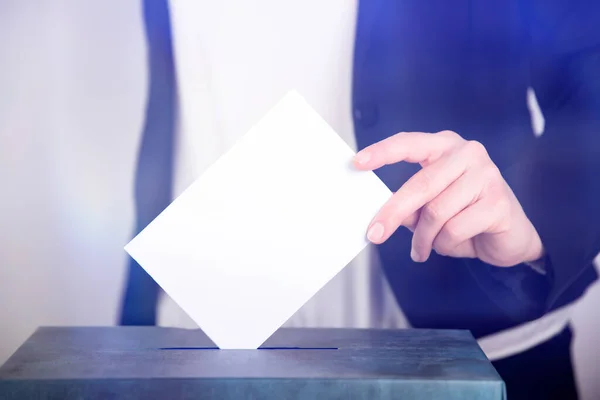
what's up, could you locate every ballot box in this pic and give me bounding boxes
[0,327,505,399]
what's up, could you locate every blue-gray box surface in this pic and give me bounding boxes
[0,327,505,399]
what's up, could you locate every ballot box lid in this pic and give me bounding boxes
[0,327,505,399]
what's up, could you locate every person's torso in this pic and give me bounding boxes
[162,0,591,340]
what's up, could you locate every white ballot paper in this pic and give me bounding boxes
[125,91,392,349]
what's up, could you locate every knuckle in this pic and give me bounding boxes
[393,131,410,138]
[488,181,507,199]
[437,130,461,140]
[411,169,433,194]
[441,221,462,245]
[482,164,502,180]
[464,140,489,159]
[421,202,442,223]
[495,195,511,212]
[493,197,513,224]
[483,172,508,199]
[386,134,407,158]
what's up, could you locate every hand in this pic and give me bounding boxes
[354,130,544,267]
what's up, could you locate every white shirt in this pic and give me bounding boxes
[159,0,571,360]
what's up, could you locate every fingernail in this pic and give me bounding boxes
[411,248,421,262]
[367,222,384,243]
[354,151,371,165]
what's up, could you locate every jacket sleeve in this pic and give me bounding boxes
[503,0,600,310]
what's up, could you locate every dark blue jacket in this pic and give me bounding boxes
[122,0,600,337]
[352,0,600,338]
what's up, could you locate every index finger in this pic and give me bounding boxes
[366,150,469,244]
[353,131,462,170]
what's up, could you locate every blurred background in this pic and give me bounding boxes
[1,1,599,398]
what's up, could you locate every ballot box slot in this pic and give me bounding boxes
[158,346,339,350]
